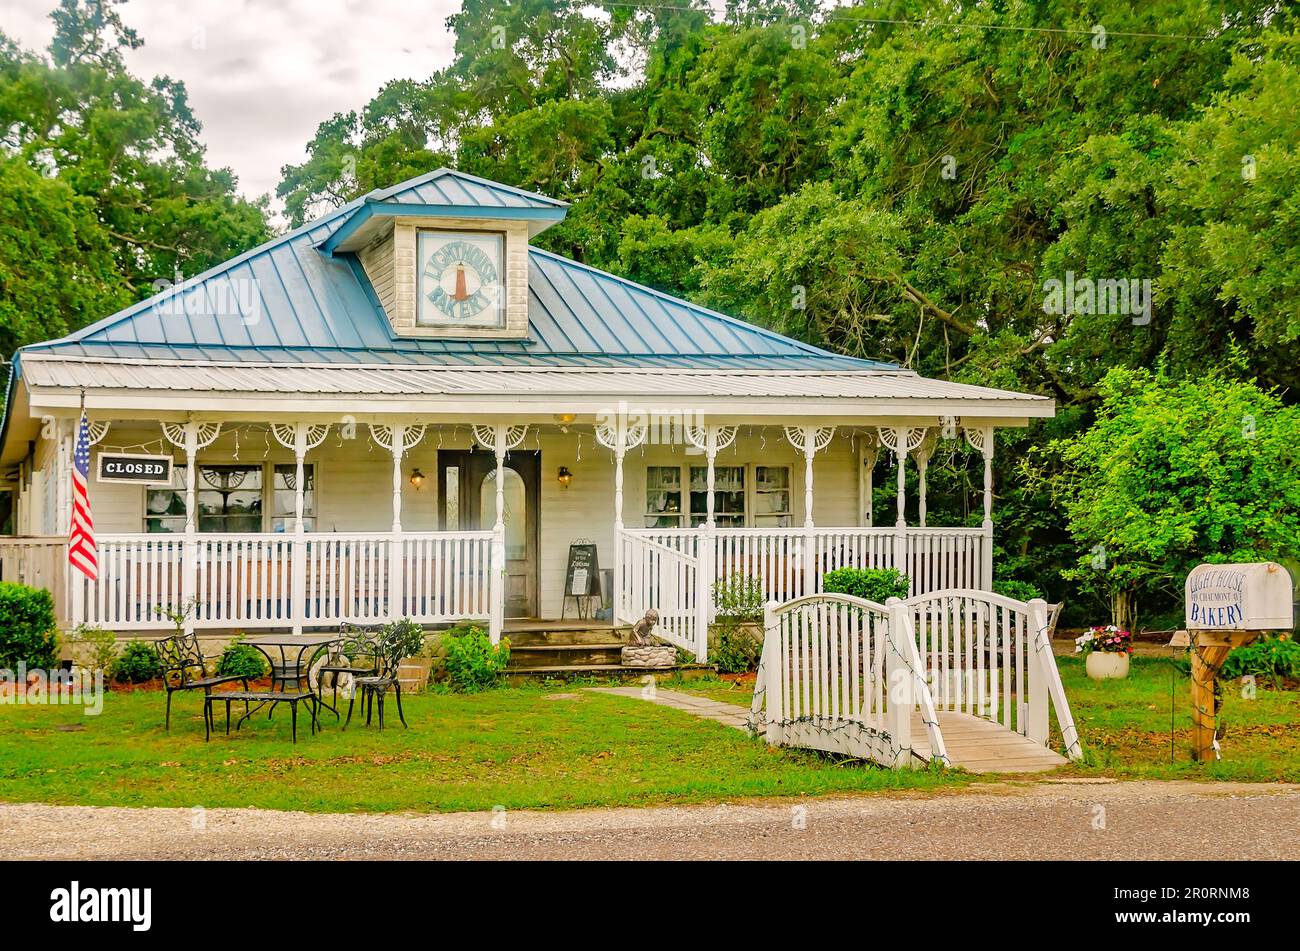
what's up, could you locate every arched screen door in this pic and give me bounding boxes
[437,450,539,618]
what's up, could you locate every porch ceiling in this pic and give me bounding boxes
[17,355,1055,419]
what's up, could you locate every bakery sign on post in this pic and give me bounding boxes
[1179,562,1293,763]
[1185,562,1294,630]
[96,453,173,486]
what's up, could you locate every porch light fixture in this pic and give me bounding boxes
[409,468,426,490]
[554,412,577,433]
[557,466,573,489]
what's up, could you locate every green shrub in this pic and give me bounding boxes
[822,568,909,604]
[992,579,1044,602]
[711,624,761,674]
[442,624,510,692]
[710,573,764,673]
[1221,635,1300,687]
[712,572,764,621]
[0,581,58,670]
[110,640,163,684]
[66,624,118,672]
[215,637,268,679]
[382,617,427,662]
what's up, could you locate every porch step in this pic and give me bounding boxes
[503,626,627,648]
[504,663,716,685]
[507,642,628,669]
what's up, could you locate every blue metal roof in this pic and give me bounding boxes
[15,169,890,372]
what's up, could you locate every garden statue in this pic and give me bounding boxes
[622,609,675,668]
[629,609,660,645]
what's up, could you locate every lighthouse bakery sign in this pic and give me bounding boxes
[1185,562,1293,630]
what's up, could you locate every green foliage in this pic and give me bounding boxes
[442,624,511,693]
[709,573,764,673]
[1221,636,1300,687]
[0,1,269,353]
[110,640,163,684]
[712,572,763,620]
[66,624,118,672]
[992,580,1044,603]
[215,637,267,680]
[822,568,909,604]
[710,624,761,675]
[1038,366,1300,629]
[0,582,58,670]
[381,617,427,663]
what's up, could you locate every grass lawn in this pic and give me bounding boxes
[666,656,1300,783]
[1,656,1294,815]
[0,683,972,814]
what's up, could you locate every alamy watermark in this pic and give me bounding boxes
[1042,271,1152,326]
[0,664,104,715]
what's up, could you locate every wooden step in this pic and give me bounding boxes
[503,626,625,647]
[504,663,716,684]
[507,643,627,669]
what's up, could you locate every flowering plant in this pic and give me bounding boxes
[1074,625,1133,655]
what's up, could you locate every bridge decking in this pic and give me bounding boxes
[912,710,1068,773]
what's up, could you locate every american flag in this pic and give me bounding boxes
[68,411,97,581]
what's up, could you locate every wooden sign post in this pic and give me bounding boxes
[1171,562,1294,762]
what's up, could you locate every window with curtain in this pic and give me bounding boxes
[689,465,745,527]
[147,464,312,533]
[645,466,683,528]
[272,464,316,532]
[754,465,792,527]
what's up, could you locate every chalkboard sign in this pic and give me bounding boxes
[564,543,601,598]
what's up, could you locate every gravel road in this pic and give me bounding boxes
[2,780,1296,860]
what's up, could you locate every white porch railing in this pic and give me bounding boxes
[617,526,990,660]
[66,531,496,633]
[617,530,702,657]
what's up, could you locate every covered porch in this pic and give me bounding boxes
[3,409,1006,662]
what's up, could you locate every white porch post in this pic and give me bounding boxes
[272,424,329,633]
[965,426,995,590]
[472,424,526,642]
[784,426,834,596]
[490,426,507,643]
[878,427,921,589]
[858,432,879,527]
[369,423,425,624]
[596,417,646,629]
[913,429,937,528]
[687,424,736,660]
[162,422,221,634]
[613,439,626,619]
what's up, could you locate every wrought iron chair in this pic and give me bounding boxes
[343,627,409,731]
[313,622,381,719]
[155,632,250,731]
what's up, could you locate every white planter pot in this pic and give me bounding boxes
[1086,651,1130,680]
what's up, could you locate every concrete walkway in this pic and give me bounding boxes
[587,686,752,730]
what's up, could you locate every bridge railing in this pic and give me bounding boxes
[905,589,1081,759]
[750,592,948,768]
[750,588,1082,766]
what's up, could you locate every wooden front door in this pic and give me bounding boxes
[438,450,539,618]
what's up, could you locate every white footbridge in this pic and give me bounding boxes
[748,590,1083,773]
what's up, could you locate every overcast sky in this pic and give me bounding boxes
[1,0,463,210]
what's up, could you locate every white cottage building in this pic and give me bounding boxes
[0,169,1053,660]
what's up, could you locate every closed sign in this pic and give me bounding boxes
[97,453,173,486]
[1185,562,1293,630]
